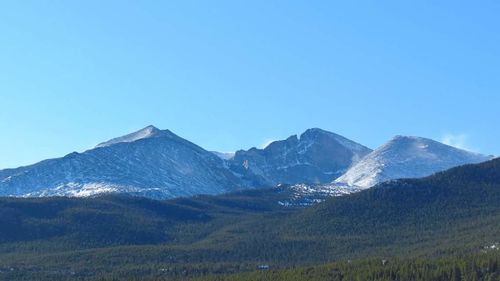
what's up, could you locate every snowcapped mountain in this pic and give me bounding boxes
[335,135,493,188]
[1,126,493,201]
[228,128,372,186]
[0,126,243,199]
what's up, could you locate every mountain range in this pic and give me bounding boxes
[0,125,493,199]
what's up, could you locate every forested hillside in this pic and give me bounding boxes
[190,251,500,281]
[0,158,498,280]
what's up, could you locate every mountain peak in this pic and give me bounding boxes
[335,135,492,188]
[1,125,243,199]
[229,128,372,186]
[95,125,168,148]
[383,135,485,155]
[391,135,419,141]
[143,125,160,131]
[301,127,329,135]
[300,128,372,154]
[384,135,433,148]
[300,128,342,140]
[390,135,439,142]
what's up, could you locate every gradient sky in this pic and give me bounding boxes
[1,1,499,169]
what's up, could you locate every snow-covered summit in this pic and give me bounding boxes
[95,125,173,148]
[0,126,244,199]
[335,135,493,188]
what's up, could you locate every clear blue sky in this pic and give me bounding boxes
[1,1,499,169]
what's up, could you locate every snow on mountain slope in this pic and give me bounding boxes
[335,135,493,188]
[276,183,361,207]
[95,125,164,148]
[228,128,372,186]
[0,126,244,199]
[2,127,493,201]
[211,151,235,160]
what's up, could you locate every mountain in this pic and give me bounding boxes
[1,128,492,201]
[0,126,371,199]
[0,157,498,280]
[335,135,493,188]
[228,128,372,186]
[0,126,243,199]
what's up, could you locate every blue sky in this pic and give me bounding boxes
[1,1,499,169]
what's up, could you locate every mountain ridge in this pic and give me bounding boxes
[0,126,493,200]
